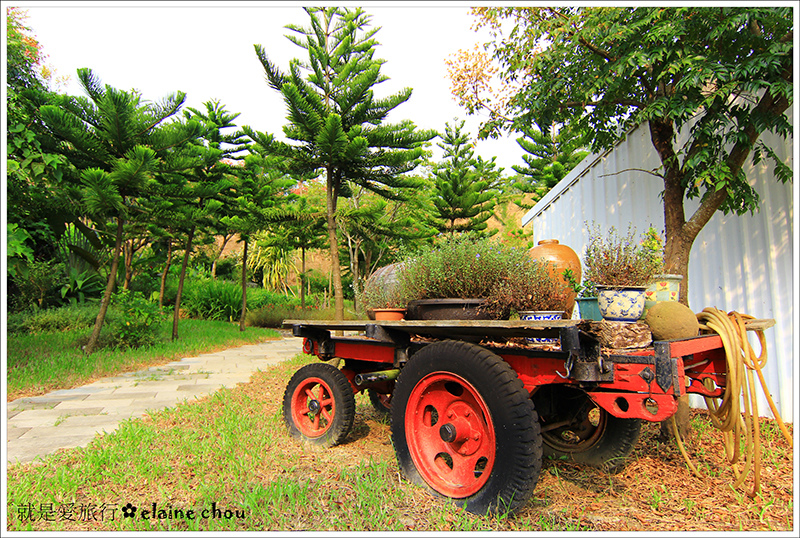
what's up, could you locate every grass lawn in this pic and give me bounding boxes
[5,353,794,532]
[6,318,281,401]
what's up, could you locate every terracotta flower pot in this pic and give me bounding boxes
[373,308,406,321]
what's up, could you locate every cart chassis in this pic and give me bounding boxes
[286,319,729,424]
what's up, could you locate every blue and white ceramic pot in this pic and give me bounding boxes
[596,286,648,322]
[519,310,565,344]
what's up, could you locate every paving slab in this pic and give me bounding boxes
[5,335,303,465]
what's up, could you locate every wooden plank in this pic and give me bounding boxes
[698,318,776,332]
[282,318,579,339]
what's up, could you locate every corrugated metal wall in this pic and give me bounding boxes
[521,121,795,422]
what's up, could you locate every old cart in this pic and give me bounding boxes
[280,318,751,515]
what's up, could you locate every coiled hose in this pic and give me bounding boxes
[670,307,792,497]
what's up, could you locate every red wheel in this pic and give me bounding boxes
[368,387,392,415]
[283,363,355,446]
[533,385,641,471]
[392,340,542,515]
[404,372,495,498]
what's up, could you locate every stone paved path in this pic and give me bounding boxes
[6,334,303,465]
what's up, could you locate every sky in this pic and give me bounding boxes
[13,1,525,173]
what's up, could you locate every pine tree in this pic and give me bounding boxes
[430,119,497,237]
[512,124,588,208]
[248,7,435,320]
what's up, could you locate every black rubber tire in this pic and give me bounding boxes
[532,385,641,472]
[391,340,542,515]
[283,363,356,447]
[368,388,392,416]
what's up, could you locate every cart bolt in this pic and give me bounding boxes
[439,423,457,443]
[447,410,455,419]
[308,400,320,413]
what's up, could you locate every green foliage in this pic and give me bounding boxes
[582,223,663,287]
[512,124,589,207]
[60,267,104,306]
[9,258,64,311]
[250,6,436,318]
[106,290,165,349]
[246,303,356,328]
[467,7,793,299]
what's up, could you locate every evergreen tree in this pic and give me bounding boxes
[248,7,435,319]
[512,124,589,208]
[39,69,201,354]
[168,101,249,340]
[429,119,497,237]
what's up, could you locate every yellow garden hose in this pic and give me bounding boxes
[671,307,792,498]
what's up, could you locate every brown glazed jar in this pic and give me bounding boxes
[528,239,582,317]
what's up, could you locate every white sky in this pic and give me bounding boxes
[12,1,525,173]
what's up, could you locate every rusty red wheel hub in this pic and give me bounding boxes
[405,372,496,498]
[289,377,336,438]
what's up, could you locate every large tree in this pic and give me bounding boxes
[39,69,202,353]
[249,7,436,319]
[452,7,793,303]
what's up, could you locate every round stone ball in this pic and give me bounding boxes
[644,301,700,341]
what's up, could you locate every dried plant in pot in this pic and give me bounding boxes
[396,235,531,320]
[582,223,663,322]
[483,258,571,320]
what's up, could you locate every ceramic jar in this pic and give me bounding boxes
[519,310,564,344]
[596,286,648,322]
[528,239,582,317]
[641,274,683,318]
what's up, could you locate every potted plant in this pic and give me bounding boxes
[639,226,683,318]
[583,223,662,322]
[396,235,530,320]
[358,264,408,320]
[568,274,602,321]
[482,259,572,343]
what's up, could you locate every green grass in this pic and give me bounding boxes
[6,318,281,400]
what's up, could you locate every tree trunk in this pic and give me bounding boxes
[159,239,172,309]
[300,246,307,309]
[84,216,124,355]
[122,239,132,290]
[211,233,233,279]
[326,168,344,320]
[172,226,195,341]
[239,237,248,332]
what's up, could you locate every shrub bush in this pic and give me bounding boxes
[7,303,98,335]
[182,278,243,321]
[103,289,165,349]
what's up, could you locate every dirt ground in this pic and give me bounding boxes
[251,362,795,532]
